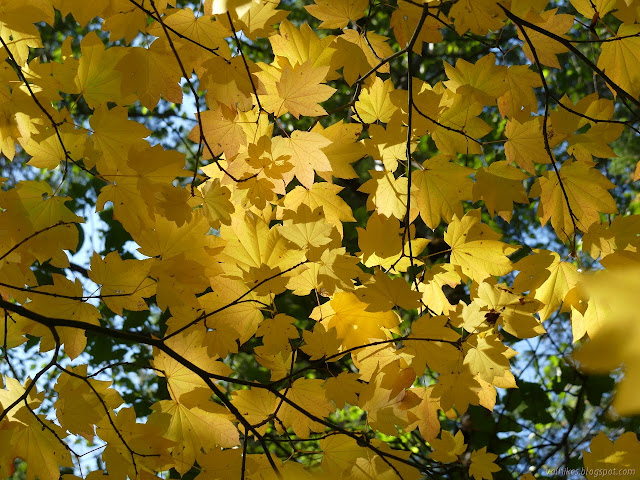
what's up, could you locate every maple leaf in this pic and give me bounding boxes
[513,249,579,321]
[275,61,336,118]
[449,0,506,35]
[85,105,151,173]
[277,378,335,437]
[74,31,125,108]
[256,313,299,354]
[301,323,342,361]
[391,1,443,52]
[312,291,400,350]
[270,20,336,69]
[430,430,467,463]
[89,252,156,315]
[519,9,574,69]
[54,365,123,440]
[444,54,507,105]
[444,210,517,282]
[23,124,85,170]
[273,130,332,188]
[152,330,232,401]
[469,447,501,480]
[412,155,474,229]
[360,169,413,220]
[530,159,618,240]
[597,24,640,99]
[320,434,364,474]
[149,389,239,474]
[498,65,542,119]
[353,77,399,124]
[231,388,277,436]
[197,178,235,229]
[210,0,259,16]
[305,0,368,29]
[473,161,530,222]
[354,268,422,311]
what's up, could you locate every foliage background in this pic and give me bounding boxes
[1,0,640,479]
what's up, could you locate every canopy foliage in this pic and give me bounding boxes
[1,1,640,479]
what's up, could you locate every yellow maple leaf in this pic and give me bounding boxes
[27,275,100,359]
[504,117,554,173]
[54,365,123,440]
[198,178,235,229]
[152,329,232,401]
[530,159,618,240]
[231,388,276,436]
[305,0,368,29]
[23,124,85,170]
[444,210,517,282]
[320,434,364,474]
[463,333,513,384]
[314,290,400,350]
[0,2,44,66]
[597,24,640,99]
[364,121,416,172]
[571,0,617,18]
[567,122,624,163]
[86,105,151,173]
[354,268,422,311]
[413,387,441,442]
[337,29,394,76]
[432,93,491,155]
[283,182,356,233]
[412,155,474,229]
[311,121,365,180]
[430,430,467,463]
[519,9,574,69]
[277,378,335,437]
[88,252,156,315]
[498,65,542,119]
[324,371,362,408]
[301,323,342,361]
[149,389,240,474]
[513,249,579,321]
[360,169,415,220]
[390,0,443,52]
[449,0,506,35]
[209,0,259,16]
[116,40,184,109]
[272,130,331,188]
[270,20,336,69]
[275,61,335,118]
[357,213,428,272]
[279,204,334,249]
[1,409,73,480]
[419,264,461,315]
[402,314,461,375]
[353,77,399,124]
[256,313,299,355]
[473,161,530,222]
[469,447,501,480]
[474,281,545,338]
[74,31,126,108]
[231,0,289,40]
[444,54,507,105]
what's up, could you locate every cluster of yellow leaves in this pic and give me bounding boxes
[1,0,640,479]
